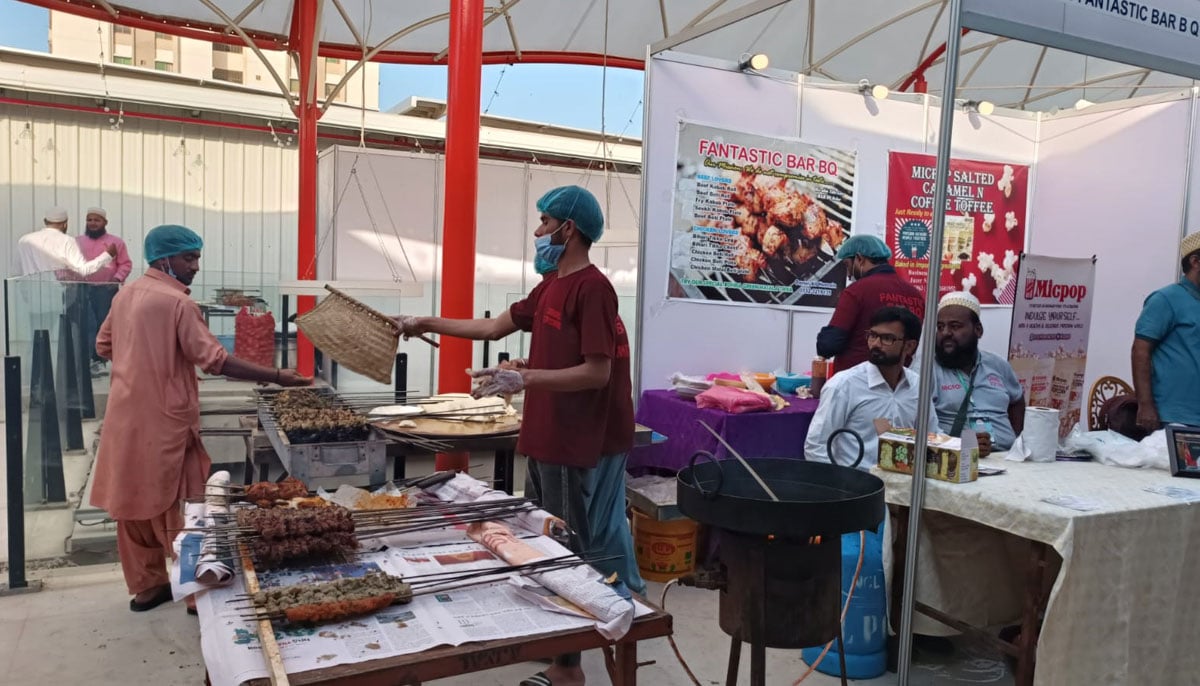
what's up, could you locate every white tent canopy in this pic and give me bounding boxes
[29,0,1194,111]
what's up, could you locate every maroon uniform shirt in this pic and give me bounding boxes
[510,266,634,468]
[819,264,924,372]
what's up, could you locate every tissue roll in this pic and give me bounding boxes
[1024,407,1060,463]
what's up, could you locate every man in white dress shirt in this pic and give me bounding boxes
[16,207,117,277]
[805,306,936,468]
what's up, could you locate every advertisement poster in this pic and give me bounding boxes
[1008,255,1097,438]
[669,121,857,308]
[886,152,1029,305]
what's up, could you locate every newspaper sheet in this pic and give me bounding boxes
[199,540,642,686]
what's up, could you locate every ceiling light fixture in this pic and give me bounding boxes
[738,53,770,72]
[961,100,995,116]
[1074,98,1095,110]
[858,80,889,99]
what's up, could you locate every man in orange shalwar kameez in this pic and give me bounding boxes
[91,224,310,612]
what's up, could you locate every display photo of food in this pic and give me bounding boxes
[669,122,857,309]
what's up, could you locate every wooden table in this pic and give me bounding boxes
[238,605,673,686]
[879,457,1200,686]
[888,506,1052,686]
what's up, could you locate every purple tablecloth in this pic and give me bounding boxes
[628,389,819,473]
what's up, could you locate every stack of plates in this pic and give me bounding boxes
[670,373,713,399]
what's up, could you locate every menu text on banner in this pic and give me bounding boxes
[669,121,858,309]
[886,152,1029,305]
[1008,254,1097,438]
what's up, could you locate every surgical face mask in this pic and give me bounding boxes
[534,250,558,275]
[159,259,180,282]
[533,221,569,272]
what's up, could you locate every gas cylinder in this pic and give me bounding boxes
[800,528,888,679]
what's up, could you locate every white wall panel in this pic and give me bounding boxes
[1,103,300,366]
[1031,99,1192,399]
[639,56,1041,390]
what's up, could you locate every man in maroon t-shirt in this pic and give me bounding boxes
[817,234,925,372]
[395,185,639,686]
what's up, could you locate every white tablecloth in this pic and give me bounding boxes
[877,458,1200,686]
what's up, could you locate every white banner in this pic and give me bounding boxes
[962,0,1200,80]
[1008,254,1097,438]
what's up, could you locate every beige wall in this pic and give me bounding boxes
[49,11,380,110]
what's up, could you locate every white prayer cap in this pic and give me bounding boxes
[1183,231,1200,257]
[86,207,107,219]
[44,207,68,223]
[937,290,981,316]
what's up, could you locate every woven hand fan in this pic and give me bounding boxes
[295,285,434,384]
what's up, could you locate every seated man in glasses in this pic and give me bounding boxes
[805,306,936,469]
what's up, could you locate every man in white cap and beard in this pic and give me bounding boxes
[928,291,1025,455]
[16,207,117,277]
[1133,231,1200,430]
[74,207,132,375]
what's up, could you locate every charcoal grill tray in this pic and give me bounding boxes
[255,388,387,483]
[677,456,884,538]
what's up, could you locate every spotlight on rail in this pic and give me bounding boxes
[858,80,889,99]
[961,100,995,116]
[738,53,770,72]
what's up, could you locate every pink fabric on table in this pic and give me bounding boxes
[695,385,774,414]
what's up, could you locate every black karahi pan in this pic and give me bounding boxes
[676,428,885,539]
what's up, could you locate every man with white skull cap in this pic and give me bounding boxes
[16,207,117,276]
[1133,231,1200,430]
[927,290,1025,455]
[74,206,132,375]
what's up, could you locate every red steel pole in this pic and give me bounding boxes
[437,0,484,394]
[293,0,320,376]
[435,0,484,473]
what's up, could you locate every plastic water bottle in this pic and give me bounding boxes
[800,529,888,679]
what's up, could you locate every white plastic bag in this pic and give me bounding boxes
[1061,426,1169,470]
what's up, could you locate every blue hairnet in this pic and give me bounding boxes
[835,234,892,261]
[536,185,604,242]
[144,224,204,263]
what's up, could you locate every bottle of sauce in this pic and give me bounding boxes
[811,356,828,399]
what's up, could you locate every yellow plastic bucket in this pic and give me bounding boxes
[632,508,699,582]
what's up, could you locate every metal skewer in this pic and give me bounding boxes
[696,420,780,502]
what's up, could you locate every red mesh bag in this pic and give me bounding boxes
[234,307,276,367]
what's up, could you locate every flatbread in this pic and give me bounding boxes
[368,405,424,417]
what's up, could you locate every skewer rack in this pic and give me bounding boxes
[255,388,388,484]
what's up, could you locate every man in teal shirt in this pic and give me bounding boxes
[1133,231,1200,430]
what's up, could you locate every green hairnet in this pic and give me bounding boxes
[835,234,892,261]
[144,224,204,263]
[536,185,604,242]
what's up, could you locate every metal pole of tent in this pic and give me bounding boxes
[897,0,964,682]
[5,357,26,589]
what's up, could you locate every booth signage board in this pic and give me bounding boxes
[886,152,1029,305]
[962,0,1200,81]
[668,121,857,309]
[1008,254,1097,438]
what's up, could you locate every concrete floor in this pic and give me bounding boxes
[0,382,1013,685]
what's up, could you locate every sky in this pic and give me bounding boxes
[0,0,646,137]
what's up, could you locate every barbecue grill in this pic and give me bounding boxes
[677,436,885,686]
[255,388,388,483]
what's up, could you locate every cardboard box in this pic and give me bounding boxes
[876,426,979,483]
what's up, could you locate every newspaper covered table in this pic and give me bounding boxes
[183,476,668,685]
[877,457,1200,686]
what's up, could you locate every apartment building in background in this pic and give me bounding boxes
[48,11,380,110]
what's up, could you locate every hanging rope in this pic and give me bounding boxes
[359,0,372,148]
[483,65,508,114]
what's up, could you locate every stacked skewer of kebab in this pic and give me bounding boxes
[192,475,610,627]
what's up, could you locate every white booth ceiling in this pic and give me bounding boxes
[26,0,1196,112]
